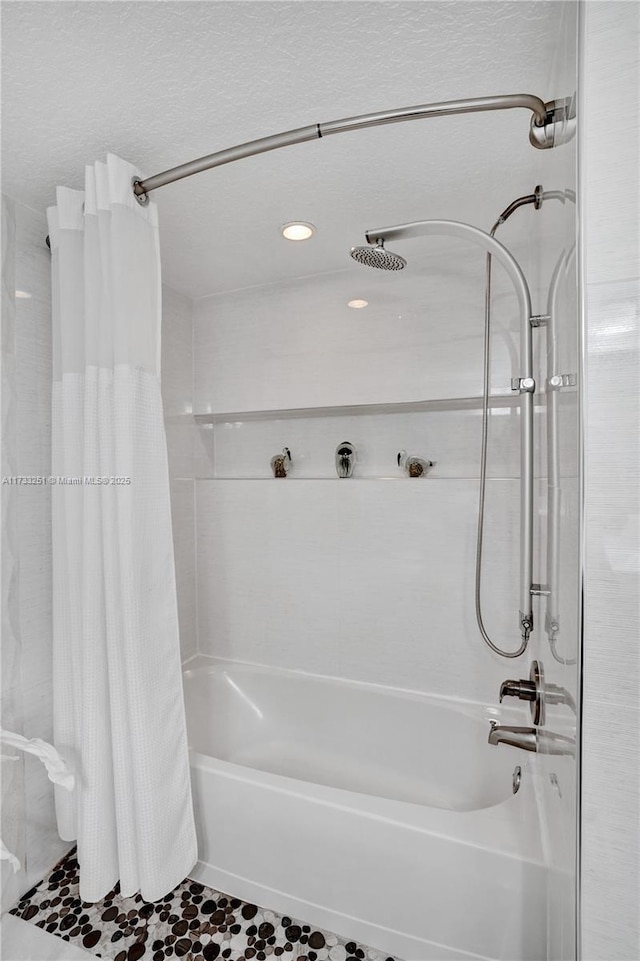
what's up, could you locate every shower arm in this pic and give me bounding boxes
[132,94,574,203]
[363,220,534,643]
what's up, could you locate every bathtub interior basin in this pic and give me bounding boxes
[183,658,521,812]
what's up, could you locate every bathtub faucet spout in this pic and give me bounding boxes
[488,721,537,752]
[488,720,576,756]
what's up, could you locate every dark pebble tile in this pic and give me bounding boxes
[82,929,101,949]
[13,848,400,961]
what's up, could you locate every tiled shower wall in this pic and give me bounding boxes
[1,197,71,909]
[190,247,553,705]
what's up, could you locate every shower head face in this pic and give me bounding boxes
[350,242,406,271]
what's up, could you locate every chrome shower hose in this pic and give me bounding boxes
[475,242,528,658]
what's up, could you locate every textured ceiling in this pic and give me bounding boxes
[2,1,568,298]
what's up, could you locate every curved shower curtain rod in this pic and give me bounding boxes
[131,93,575,204]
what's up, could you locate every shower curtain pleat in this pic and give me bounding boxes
[47,154,197,903]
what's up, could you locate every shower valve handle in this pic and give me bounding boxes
[499,679,536,703]
[499,660,545,725]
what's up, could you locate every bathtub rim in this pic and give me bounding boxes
[182,652,531,724]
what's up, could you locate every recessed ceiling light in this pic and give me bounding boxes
[15,290,32,299]
[281,222,315,241]
[348,299,368,309]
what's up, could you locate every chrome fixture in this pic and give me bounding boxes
[528,96,576,150]
[352,218,534,649]
[499,660,577,726]
[132,94,574,204]
[350,240,406,271]
[500,660,545,725]
[270,447,292,478]
[397,451,434,477]
[545,244,578,665]
[489,722,537,752]
[335,442,355,478]
[512,765,522,794]
[488,720,576,757]
[475,189,577,657]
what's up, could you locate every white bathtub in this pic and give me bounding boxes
[184,658,547,961]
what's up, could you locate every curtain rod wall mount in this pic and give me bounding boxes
[131,94,576,206]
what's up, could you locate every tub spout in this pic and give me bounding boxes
[488,721,537,752]
[488,721,576,756]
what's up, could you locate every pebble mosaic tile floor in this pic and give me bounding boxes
[10,850,399,961]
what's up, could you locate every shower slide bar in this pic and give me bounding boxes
[132,94,575,203]
[545,244,578,666]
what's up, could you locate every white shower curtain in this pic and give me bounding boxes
[46,154,197,903]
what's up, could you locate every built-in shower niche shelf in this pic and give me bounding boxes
[193,475,440,481]
[193,393,519,424]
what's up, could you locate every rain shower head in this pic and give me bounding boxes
[350,240,406,271]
